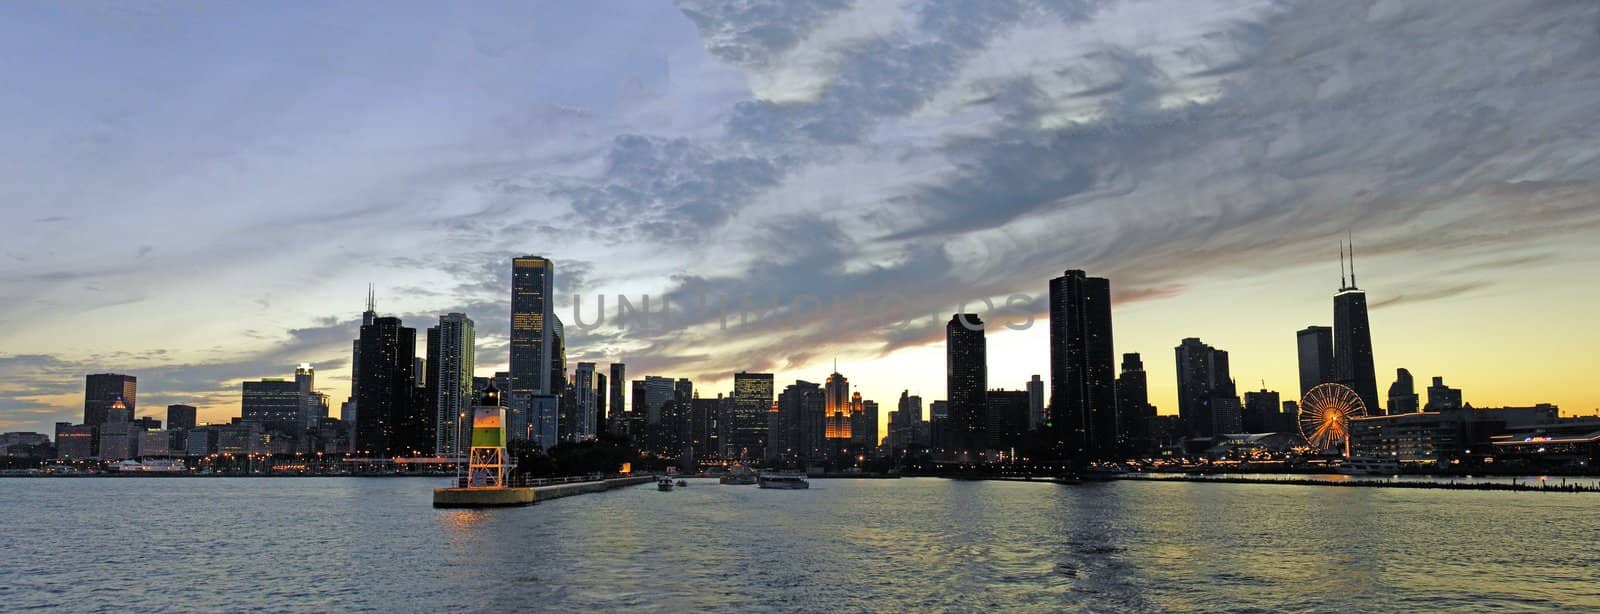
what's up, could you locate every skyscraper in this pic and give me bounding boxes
[296,364,327,430]
[945,313,988,459]
[1295,326,1335,398]
[1026,374,1045,431]
[1116,354,1153,454]
[774,380,825,463]
[824,368,852,442]
[432,313,475,456]
[642,376,675,424]
[574,362,596,440]
[1242,389,1281,433]
[355,314,421,457]
[242,378,302,433]
[853,398,879,456]
[608,363,626,430]
[1388,368,1420,414]
[1334,242,1380,415]
[510,256,554,396]
[985,390,1030,452]
[346,285,378,444]
[595,372,608,433]
[166,404,197,431]
[1174,338,1235,438]
[1426,376,1463,411]
[84,373,136,428]
[1048,270,1118,463]
[728,372,773,461]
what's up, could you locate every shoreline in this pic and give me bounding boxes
[1103,473,1600,493]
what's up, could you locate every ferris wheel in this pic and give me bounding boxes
[1298,383,1368,451]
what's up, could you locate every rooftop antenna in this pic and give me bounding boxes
[1339,240,1348,289]
[366,283,376,313]
[1348,231,1358,289]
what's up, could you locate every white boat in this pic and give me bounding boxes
[657,476,675,491]
[107,459,188,473]
[758,473,810,490]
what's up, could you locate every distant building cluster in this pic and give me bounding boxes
[10,244,1597,476]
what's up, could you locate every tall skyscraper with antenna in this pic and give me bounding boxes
[1334,239,1380,415]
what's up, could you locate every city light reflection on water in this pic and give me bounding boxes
[2,477,1596,611]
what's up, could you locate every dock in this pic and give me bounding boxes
[433,475,655,508]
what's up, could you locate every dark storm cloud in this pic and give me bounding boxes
[560,135,784,243]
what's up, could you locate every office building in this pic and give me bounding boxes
[1426,376,1463,411]
[1026,375,1045,431]
[727,372,773,461]
[986,390,1030,452]
[1388,368,1420,414]
[608,363,627,430]
[431,313,476,456]
[242,379,303,433]
[167,405,197,431]
[642,376,675,424]
[84,373,137,428]
[54,423,95,459]
[355,314,422,457]
[1175,338,1238,438]
[946,313,988,458]
[1295,326,1335,398]
[573,362,597,440]
[1333,242,1380,414]
[824,369,852,442]
[511,256,555,400]
[1048,270,1118,463]
[1242,389,1281,433]
[1116,354,1155,453]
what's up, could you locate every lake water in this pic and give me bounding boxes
[2,477,1596,612]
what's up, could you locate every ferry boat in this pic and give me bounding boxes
[107,459,188,474]
[758,473,810,490]
[657,476,675,491]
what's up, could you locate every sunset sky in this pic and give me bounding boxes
[3,0,1599,437]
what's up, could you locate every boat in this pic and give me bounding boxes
[758,473,810,490]
[720,466,758,485]
[106,459,189,474]
[657,476,675,491]
[676,479,688,487]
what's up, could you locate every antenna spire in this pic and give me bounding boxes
[366,283,375,313]
[1339,240,1348,289]
[1348,231,1357,288]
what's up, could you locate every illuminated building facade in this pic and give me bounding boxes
[824,370,852,441]
[510,256,554,397]
[243,379,302,433]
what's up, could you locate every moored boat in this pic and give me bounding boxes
[757,473,809,490]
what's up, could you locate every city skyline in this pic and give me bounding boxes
[5,1,1600,437]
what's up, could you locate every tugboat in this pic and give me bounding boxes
[758,473,810,490]
[657,476,676,491]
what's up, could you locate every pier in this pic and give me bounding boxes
[433,475,655,508]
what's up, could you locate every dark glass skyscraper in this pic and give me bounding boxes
[510,256,554,396]
[1295,326,1334,398]
[1334,245,1380,415]
[945,313,987,459]
[1174,338,1234,438]
[728,371,773,461]
[84,373,137,427]
[1388,368,1419,414]
[1116,353,1153,454]
[355,315,421,457]
[1048,270,1117,463]
[608,363,627,430]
